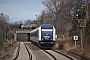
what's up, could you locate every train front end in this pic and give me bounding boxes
[38,24,56,48]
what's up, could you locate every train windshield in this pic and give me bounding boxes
[41,31,53,34]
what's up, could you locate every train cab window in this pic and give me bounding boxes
[41,31,53,34]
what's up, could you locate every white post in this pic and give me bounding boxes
[73,36,78,47]
[75,40,77,47]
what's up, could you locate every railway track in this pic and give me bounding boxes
[30,40,75,60]
[51,49,75,60]
[13,42,32,60]
[44,50,75,60]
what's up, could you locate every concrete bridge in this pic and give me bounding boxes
[14,29,31,41]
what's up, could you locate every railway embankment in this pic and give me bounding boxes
[55,34,90,60]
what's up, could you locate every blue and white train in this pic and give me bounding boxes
[30,24,56,48]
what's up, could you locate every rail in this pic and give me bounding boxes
[30,40,75,60]
[43,50,57,60]
[52,49,74,60]
[13,43,20,60]
[13,42,32,60]
[24,43,32,60]
[68,52,90,60]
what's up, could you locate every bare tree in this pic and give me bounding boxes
[42,0,61,33]
[42,0,83,34]
[0,13,9,40]
[24,20,31,24]
[18,20,23,24]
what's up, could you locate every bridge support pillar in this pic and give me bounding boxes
[27,33,30,41]
[14,33,17,41]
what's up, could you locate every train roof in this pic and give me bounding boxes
[30,28,39,33]
[41,24,53,29]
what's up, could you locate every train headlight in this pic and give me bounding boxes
[50,38,53,40]
[41,38,44,40]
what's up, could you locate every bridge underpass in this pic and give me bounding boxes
[14,29,31,42]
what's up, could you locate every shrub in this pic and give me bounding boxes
[0,37,4,45]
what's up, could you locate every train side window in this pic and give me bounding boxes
[37,30,39,38]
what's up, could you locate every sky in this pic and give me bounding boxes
[0,0,45,22]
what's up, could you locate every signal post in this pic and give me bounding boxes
[76,9,86,48]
